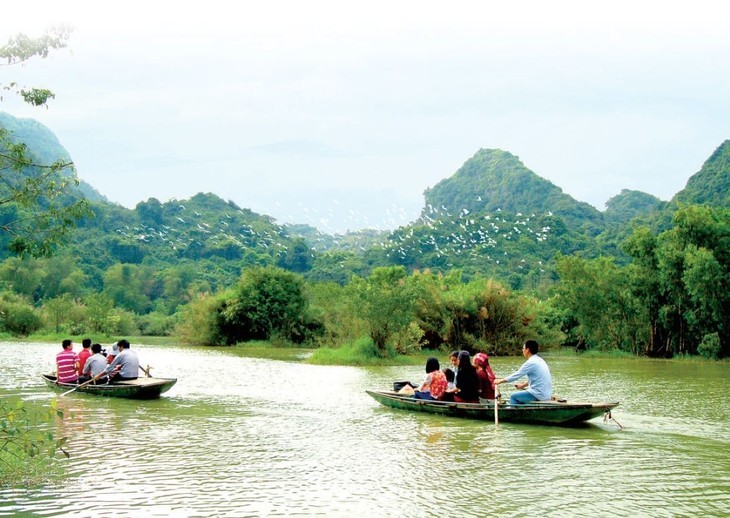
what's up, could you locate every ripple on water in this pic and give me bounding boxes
[1,343,729,516]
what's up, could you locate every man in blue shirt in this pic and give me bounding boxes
[494,340,552,404]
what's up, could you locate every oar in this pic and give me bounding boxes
[59,372,105,397]
[494,382,499,428]
[139,365,153,377]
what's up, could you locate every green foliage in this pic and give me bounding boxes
[175,292,224,345]
[0,29,92,258]
[698,332,721,359]
[554,255,646,354]
[103,263,156,313]
[276,237,313,273]
[348,266,415,356]
[560,205,730,359]
[0,297,42,335]
[307,281,364,346]
[604,189,666,224]
[0,398,68,486]
[83,293,116,335]
[392,321,423,355]
[424,148,605,235]
[308,337,398,365]
[673,140,730,207]
[41,294,77,333]
[211,266,320,345]
[407,270,549,355]
[135,310,178,337]
[0,128,91,257]
[0,26,71,107]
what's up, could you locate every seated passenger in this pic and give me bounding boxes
[413,357,448,401]
[79,343,109,383]
[441,367,457,401]
[55,339,79,384]
[473,352,496,400]
[106,343,119,364]
[454,350,480,402]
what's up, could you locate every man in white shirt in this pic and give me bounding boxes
[494,340,552,404]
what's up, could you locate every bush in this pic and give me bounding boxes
[393,321,423,355]
[111,309,140,336]
[135,311,177,336]
[175,292,224,345]
[0,301,42,336]
[698,332,721,360]
[309,337,398,365]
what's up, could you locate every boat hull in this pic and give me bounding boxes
[42,374,177,399]
[366,390,618,426]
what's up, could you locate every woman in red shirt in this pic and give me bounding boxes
[474,352,496,400]
[414,357,448,401]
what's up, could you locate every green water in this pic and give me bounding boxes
[1,342,728,517]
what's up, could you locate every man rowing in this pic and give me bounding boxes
[103,339,140,382]
[494,339,552,404]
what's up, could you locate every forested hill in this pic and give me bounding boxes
[423,149,606,235]
[3,110,730,289]
[603,189,666,224]
[0,112,107,202]
[672,139,730,207]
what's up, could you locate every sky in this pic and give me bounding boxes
[2,1,729,234]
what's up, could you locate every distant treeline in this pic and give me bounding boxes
[1,204,727,359]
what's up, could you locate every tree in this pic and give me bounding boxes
[42,293,74,333]
[555,255,645,353]
[217,266,310,344]
[0,27,90,257]
[349,266,415,356]
[621,206,730,358]
[276,237,313,273]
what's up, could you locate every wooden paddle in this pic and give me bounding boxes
[494,388,499,427]
[139,365,152,377]
[59,372,105,397]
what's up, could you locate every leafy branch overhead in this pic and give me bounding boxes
[0,28,90,257]
[0,26,71,107]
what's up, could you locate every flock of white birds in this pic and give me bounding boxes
[115,199,556,273]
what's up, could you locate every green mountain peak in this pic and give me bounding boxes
[423,148,604,233]
[673,140,730,207]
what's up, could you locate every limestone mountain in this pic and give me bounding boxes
[4,110,730,291]
[0,111,107,202]
[423,149,605,235]
[672,140,730,207]
[604,189,666,224]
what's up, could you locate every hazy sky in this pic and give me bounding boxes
[3,1,729,233]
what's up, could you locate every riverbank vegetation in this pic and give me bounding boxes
[2,32,730,373]
[0,204,729,361]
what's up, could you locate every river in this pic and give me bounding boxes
[1,341,728,517]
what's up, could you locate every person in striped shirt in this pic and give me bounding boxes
[56,339,79,384]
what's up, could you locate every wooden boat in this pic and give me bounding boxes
[42,374,177,399]
[366,390,619,426]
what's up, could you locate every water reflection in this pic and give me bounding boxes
[0,342,728,516]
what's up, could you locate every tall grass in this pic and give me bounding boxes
[308,338,433,366]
